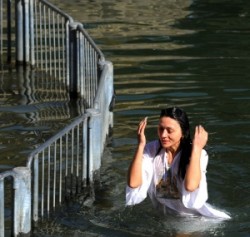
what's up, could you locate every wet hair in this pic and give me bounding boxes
[159,107,192,180]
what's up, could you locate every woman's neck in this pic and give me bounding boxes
[166,147,180,165]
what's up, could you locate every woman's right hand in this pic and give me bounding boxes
[137,117,147,146]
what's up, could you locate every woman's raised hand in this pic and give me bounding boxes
[192,125,208,150]
[137,117,148,146]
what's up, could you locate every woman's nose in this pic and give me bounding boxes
[162,129,168,137]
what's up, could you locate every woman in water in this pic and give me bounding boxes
[126,107,230,219]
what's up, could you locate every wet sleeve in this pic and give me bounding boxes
[182,149,209,209]
[125,147,154,206]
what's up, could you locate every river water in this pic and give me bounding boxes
[8,0,250,236]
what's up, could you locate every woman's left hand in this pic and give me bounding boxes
[192,125,208,150]
[185,125,208,192]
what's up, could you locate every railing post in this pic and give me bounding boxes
[86,109,101,182]
[23,0,30,64]
[0,180,4,237]
[33,155,39,222]
[13,167,31,237]
[29,0,35,66]
[0,0,2,61]
[15,0,31,65]
[69,22,79,98]
[16,0,24,64]
[7,0,12,63]
[102,61,114,129]
[94,60,114,143]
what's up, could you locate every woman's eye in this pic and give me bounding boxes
[167,129,174,134]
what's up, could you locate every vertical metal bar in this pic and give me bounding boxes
[88,114,93,182]
[87,42,91,105]
[59,137,62,204]
[0,180,4,237]
[47,146,51,213]
[0,0,2,60]
[62,18,66,83]
[41,151,45,217]
[65,132,68,177]
[23,0,30,64]
[69,22,78,98]
[76,30,80,95]
[44,5,48,73]
[93,49,96,92]
[34,0,38,63]
[7,0,12,63]
[33,155,39,222]
[53,141,57,209]
[16,0,23,64]
[76,124,79,177]
[85,39,88,103]
[89,44,93,104]
[91,50,95,92]
[53,11,56,79]
[89,44,92,101]
[93,48,97,97]
[71,128,74,175]
[90,46,94,92]
[82,36,86,99]
[84,38,89,105]
[94,52,98,94]
[48,8,52,76]
[79,32,84,97]
[57,14,61,81]
[89,44,95,92]
[30,0,35,65]
[65,20,70,87]
[39,2,43,70]
[82,119,88,183]
[65,132,69,195]
[87,41,91,105]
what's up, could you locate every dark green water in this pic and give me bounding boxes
[4,0,250,236]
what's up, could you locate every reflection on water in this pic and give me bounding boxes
[0,66,85,168]
[5,0,250,236]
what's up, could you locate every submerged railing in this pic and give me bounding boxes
[0,0,114,236]
[1,0,105,100]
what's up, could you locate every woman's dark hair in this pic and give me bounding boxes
[160,107,192,180]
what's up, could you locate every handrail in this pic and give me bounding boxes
[76,24,105,63]
[39,0,74,20]
[26,115,87,168]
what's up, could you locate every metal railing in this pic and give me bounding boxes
[27,114,89,223]
[0,0,114,236]
[1,0,105,99]
[0,62,113,236]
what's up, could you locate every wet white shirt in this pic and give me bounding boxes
[126,140,231,219]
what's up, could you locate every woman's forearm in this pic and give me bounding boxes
[184,145,202,192]
[127,144,144,188]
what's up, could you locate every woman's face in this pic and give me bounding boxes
[157,116,183,152]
